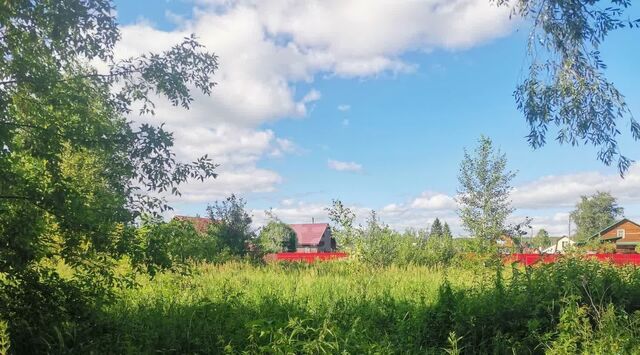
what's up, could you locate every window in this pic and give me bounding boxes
[617,229,625,239]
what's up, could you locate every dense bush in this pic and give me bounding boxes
[256,220,297,254]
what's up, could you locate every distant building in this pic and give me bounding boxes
[595,219,640,253]
[289,223,336,253]
[542,236,575,254]
[172,215,212,234]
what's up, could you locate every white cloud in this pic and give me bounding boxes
[328,159,363,172]
[110,0,514,201]
[512,164,640,209]
[169,167,282,203]
[410,191,458,210]
[337,104,351,112]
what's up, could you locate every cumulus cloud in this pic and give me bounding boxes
[337,104,351,112]
[328,159,363,172]
[512,164,640,209]
[410,191,458,210]
[110,0,514,200]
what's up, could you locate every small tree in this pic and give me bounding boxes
[532,229,551,249]
[257,212,297,254]
[457,136,516,246]
[357,210,398,267]
[326,199,356,250]
[430,218,443,238]
[207,194,254,256]
[442,222,453,239]
[570,192,624,242]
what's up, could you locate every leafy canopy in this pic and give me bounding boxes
[206,194,254,256]
[494,0,640,174]
[570,191,624,241]
[0,1,218,351]
[533,228,552,249]
[257,213,297,254]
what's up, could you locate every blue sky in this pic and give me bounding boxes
[112,0,640,235]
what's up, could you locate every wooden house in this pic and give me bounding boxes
[595,219,640,253]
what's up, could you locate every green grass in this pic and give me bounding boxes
[100,262,483,354]
[79,259,640,354]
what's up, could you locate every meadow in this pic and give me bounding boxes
[62,258,640,354]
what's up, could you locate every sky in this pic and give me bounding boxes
[111,0,640,236]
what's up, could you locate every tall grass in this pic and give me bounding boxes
[72,258,640,354]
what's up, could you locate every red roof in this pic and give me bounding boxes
[173,215,212,234]
[289,223,329,246]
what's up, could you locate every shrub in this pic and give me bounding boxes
[598,242,617,254]
[257,221,297,254]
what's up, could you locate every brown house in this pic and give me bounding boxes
[596,218,640,253]
[289,223,336,253]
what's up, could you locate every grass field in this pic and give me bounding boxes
[75,258,640,354]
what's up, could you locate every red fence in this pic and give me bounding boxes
[507,253,640,266]
[269,252,349,263]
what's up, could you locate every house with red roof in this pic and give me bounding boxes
[289,223,336,252]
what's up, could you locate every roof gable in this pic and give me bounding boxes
[594,218,640,239]
[289,223,329,245]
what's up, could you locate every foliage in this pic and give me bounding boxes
[0,0,218,351]
[597,242,617,254]
[430,218,443,238]
[139,219,222,275]
[457,136,516,245]
[206,194,254,256]
[635,244,640,254]
[571,191,624,241]
[442,222,453,239]
[494,0,640,174]
[0,319,9,355]
[533,228,552,249]
[257,219,297,254]
[65,258,640,354]
[326,199,357,250]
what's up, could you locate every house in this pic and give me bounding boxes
[289,223,336,253]
[173,215,212,234]
[595,218,640,253]
[542,236,575,254]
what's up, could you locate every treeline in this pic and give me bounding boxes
[135,196,465,272]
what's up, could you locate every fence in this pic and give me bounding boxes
[507,253,640,266]
[269,252,349,263]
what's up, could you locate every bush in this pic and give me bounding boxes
[598,242,617,254]
[256,221,297,254]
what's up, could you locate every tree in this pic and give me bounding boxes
[571,191,624,241]
[532,229,551,249]
[430,218,443,238]
[442,222,453,239]
[257,211,297,254]
[326,199,356,250]
[494,0,640,174]
[457,136,516,245]
[0,1,218,351]
[207,194,254,256]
